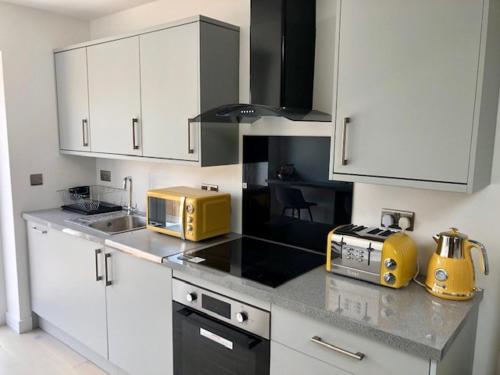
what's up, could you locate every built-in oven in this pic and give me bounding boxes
[172,278,270,375]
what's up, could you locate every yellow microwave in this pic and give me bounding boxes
[146,186,231,241]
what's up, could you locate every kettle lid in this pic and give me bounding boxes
[434,228,468,259]
[438,228,468,240]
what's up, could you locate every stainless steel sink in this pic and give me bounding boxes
[87,215,146,234]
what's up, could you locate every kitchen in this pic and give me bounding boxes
[0,0,499,374]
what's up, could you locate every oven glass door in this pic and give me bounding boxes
[173,302,270,375]
[148,196,185,235]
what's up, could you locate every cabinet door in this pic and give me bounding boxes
[106,249,173,375]
[333,0,483,183]
[87,37,142,156]
[27,224,107,358]
[55,48,90,151]
[271,341,349,375]
[140,23,200,161]
[272,305,429,375]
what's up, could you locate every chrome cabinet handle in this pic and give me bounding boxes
[104,253,112,286]
[311,336,365,361]
[95,249,103,282]
[82,119,89,147]
[340,117,350,166]
[32,226,47,234]
[132,118,139,150]
[187,119,194,154]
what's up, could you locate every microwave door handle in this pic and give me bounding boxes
[179,196,186,240]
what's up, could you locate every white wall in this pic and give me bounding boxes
[91,1,500,374]
[0,52,11,326]
[0,2,96,332]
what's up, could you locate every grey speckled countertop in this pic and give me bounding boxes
[106,228,241,263]
[271,267,479,361]
[23,209,112,244]
[23,208,482,362]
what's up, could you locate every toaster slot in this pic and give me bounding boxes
[352,225,366,232]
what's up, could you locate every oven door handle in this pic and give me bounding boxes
[200,327,234,350]
[175,307,264,350]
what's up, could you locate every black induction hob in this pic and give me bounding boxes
[181,236,325,288]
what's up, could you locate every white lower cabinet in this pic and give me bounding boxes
[271,341,349,375]
[106,248,173,375]
[271,305,429,375]
[27,223,108,358]
[27,223,173,375]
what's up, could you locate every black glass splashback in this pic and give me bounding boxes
[243,136,353,252]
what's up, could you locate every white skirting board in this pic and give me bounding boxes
[38,317,128,375]
[6,311,33,334]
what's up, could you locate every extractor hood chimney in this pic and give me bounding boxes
[191,0,331,124]
[251,0,316,112]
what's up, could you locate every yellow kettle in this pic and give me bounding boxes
[424,228,489,300]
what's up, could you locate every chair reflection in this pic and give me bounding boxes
[276,187,317,222]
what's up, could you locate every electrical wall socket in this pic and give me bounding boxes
[201,184,219,192]
[381,208,415,231]
[100,170,111,182]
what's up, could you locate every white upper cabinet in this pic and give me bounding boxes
[331,0,500,192]
[87,36,142,156]
[55,16,239,166]
[55,48,90,151]
[141,23,200,161]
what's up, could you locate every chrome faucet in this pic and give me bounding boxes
[123,176,135,215]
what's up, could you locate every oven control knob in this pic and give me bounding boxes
[186,204,195,214]
[384,258,397,270]
[187,216,194,223]
[187,225,193,232]
[186,293,197,303]
[236,312,248,323]
[383,273,396,285]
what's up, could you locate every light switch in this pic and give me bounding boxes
[30,174,43,186]
[100,170,111,182]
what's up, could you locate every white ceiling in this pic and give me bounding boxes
[2,0,156,20]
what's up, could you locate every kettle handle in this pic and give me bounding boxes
[468,240,489,275]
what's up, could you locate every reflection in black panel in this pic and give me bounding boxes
[243,136,353,253]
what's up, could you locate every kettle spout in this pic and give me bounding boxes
[432,235,439,244]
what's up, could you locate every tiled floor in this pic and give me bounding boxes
[0,326,106,375]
